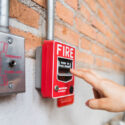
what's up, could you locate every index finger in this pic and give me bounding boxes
[70,69,102,89]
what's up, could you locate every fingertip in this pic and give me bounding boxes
[85,99,98,109]
[89,100,96,108]
[70,69,76,74]
[70,69,73,72]
[85,100,90,106]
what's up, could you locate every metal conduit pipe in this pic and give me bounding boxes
[47,0,55,40]
[0,0,9,33]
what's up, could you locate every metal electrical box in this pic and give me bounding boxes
[0,32,25,95]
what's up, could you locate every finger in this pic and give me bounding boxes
[70,69,85,79]
[70,69,101,89]
[86,98,110,111]
[79,68,102,79]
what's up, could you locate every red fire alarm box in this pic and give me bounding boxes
[35,40,75,107]
[41,40,75,98]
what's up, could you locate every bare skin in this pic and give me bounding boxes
[70,68,125,112]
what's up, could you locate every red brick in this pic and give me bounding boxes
[32,0,46,8]
[106,0,125,35]
[76,50,94,64]
[106,40,125,58]
[95,58,104,67]
[106,0,115,10]
[56,1,74,25]
[98,0,124,41]
[112,5,121,18]
[98,0,118,26]
[97,8,114,32]
[97,0,108,12]
[113,37,125,50]
[10,27,42,51]
[92,44,105,56]
[119,23,125,35]
[96,33,106,45]
[80,37,92,50]
[121,59,125,67]
[90,8,115,41]
[80,4,91,21]
[97,9,122,43]
[115,49,125,58]
[105,29,114,40]
[112,26,125,43]
[105,0,122,32]
[75,17,97,40]
[96,58,125,72]
[65,0,78,10]
[109,63,124,72]
[55,22,79,46]
[84,0,97,12]
[112,55,122,65]
[92,44,112,59]
[104,51,112,59]
[105,40,116,52]
[112,64,123,72]
[10,0,40,28]
[103,60,114,69]
[90,16,111,38]
[106,0,116,19]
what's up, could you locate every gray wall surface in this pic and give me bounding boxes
[0,58,124,125]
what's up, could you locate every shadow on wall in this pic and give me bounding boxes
[34,90,56,108]
[0,94,17,103]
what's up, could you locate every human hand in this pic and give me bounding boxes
[70,68,125,112]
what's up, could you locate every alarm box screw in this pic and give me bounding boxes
[54,85,59,92]
[8,37,13,44]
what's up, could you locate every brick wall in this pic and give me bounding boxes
[10,0,125,72]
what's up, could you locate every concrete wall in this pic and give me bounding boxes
[0,58,124,125]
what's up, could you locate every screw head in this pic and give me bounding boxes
[8,37,13,44]
[54,85,59,92]
[8,83,13,89]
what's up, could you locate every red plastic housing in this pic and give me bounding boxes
[41,40,75,98]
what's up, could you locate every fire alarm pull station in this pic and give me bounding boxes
[0,32,25,95]
[35,41,75,107]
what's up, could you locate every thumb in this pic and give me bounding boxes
[86,98,110,110]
